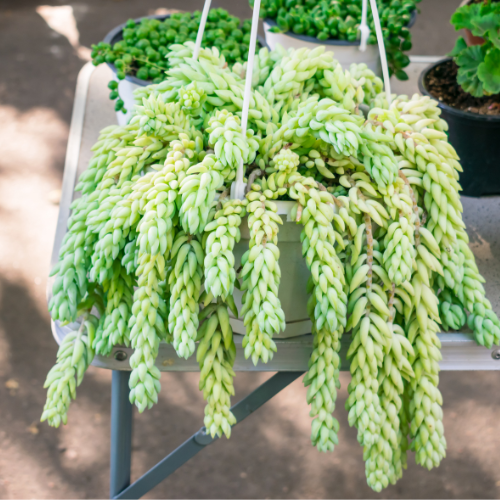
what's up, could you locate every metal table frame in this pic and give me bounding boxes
[109,371,303,498]
[51,58,500,499]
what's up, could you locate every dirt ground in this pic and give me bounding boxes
[3,0,500,499]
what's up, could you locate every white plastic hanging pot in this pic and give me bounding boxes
[113,80,141,126]
[228,0,313,339]
[230,202,312,338]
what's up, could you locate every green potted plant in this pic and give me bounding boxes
[44,40,500,492]
[252,0,419,79]
[90,9,260,124]
[419,0,500,196]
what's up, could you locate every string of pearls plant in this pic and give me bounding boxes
[43,40,500,491]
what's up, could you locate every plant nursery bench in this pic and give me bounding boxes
[50,58,500,499]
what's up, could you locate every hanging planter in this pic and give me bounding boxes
[231,202,311,338]
[256,0,417,78]
[94,10,263,125]
[43,0,500,493]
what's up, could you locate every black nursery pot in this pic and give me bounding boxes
[419,58,500,197]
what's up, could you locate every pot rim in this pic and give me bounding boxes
[264,9,417,47]
[103,14,267,88]
[418,57,500,122]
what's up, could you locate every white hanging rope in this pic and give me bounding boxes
[229,0,390,198]
[193,0,212,61]
[358,0,370,52]
[231,0,261,200]
[368,0,392,106]
[240,0,261,135]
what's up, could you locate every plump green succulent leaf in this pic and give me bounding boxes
[448,36,467,58]
[478,47,500,95]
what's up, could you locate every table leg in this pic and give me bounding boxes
[114,371,303,499]
[110,370,132,499]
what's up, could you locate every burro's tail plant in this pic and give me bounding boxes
[450,0,500,97]
[44,41,499,491]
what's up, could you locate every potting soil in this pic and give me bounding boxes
[426,59,500,115]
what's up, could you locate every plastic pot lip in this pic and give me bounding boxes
[103,13,268,88]
[419,57,500,123]
[264,9,416,46]
[265,18,358,46]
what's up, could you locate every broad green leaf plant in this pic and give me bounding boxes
[450,0,500,97]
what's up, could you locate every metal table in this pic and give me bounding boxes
[52,58,500,499]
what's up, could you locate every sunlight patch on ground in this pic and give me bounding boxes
[0,105,64,290]
[150,8,183,16]
[0,103,66,379]
[36,5,91,61]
